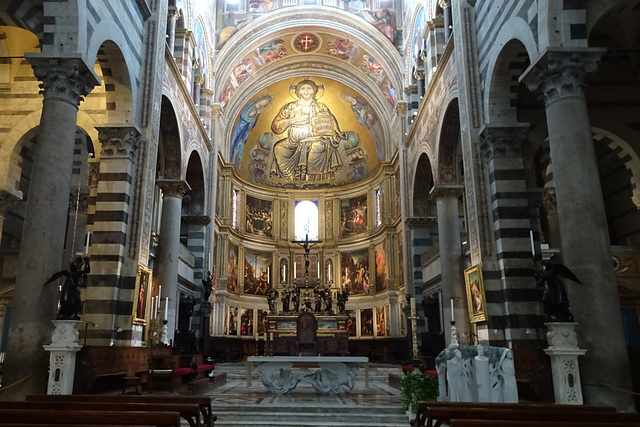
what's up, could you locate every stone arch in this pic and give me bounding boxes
[483,19,537,125]
[184,149,206,215]
[157,96,183,180]
[87,26,137,124]
[412,153,435,217]
[435,98,461,185]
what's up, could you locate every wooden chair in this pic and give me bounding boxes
[122,360,141,395]
[296,312,317,356]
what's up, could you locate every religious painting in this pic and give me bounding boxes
[464,264,487,323]
[326,38,357,61]
[245,195,273,237]
[340,195,368,237]
[341,249,369,295]
[346,311,357,336]
[359,54,384,82]
[362,9,397,43]
[227,243,238,292]
[257,310,268,335]
[361,308,374,336]
[243,249,271,295]
[249,0,276,13]
[375,242,387,292]
[376,306,386,336]
[227,306,238,335]
[133,266,151,324]
[255,39,287,64]
[240,308,254,336]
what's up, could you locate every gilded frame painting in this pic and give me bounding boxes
[464,264,487,323]
[133,266,151,324]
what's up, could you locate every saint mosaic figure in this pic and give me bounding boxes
[270,79,348,180]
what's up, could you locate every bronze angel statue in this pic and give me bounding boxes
[533,257,582,322]
[45,256,90,320]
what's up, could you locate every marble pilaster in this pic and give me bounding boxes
[430,185,468,344]
[522,50,634,411]
[3,57,98,399]
[155,180,191,343]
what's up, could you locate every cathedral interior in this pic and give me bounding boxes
[0,0,639,411]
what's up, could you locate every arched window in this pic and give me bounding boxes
[294,200,318,241]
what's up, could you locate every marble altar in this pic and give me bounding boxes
[246,356,369,395]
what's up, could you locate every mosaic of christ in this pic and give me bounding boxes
[231,77,382,188]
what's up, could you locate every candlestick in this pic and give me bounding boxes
[530,230,535,256]
[450,298,455,322]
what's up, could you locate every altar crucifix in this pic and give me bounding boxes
[292,233,321,287]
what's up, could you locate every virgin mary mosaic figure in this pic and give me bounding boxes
[270,79,348,180]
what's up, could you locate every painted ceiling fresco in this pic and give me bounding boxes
[217,31,397,111]
[230,77,383,189]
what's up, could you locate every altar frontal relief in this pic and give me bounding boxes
[233,77,382,188]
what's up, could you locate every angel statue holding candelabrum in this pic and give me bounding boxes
[533,256,582,323]
[45,256,91,320]
[270,79,348,181]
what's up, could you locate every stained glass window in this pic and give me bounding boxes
[294,200,318,241]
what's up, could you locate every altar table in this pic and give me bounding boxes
[246,356,369,394]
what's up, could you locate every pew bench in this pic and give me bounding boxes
[0,409,180,427]
[26,394,216,427]
[412,401,616,426]
[0,401,201,427]
[416,405,639,427]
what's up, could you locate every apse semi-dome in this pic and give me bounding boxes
[229,76,384,189]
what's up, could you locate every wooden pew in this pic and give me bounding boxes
[421,406,640,427]
[26,394,216,427]
[412,401,616,427]
[0,401,201,427]
[0,409,180,427]
[450,421,639,427]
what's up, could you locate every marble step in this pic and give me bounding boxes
[211,408,408,426]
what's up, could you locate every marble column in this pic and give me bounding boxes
[3,57,98,399]
[155,180,190,344]
[439,0,452,42]
[523,50,634,411]
[167,7,179,56]
[430,185,468,345]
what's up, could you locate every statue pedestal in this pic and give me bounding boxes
[43,320,82,394]
[544,322,586,405]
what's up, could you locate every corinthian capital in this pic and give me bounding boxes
[429,185,463,200]
[27,56,100,107]
[480,125,528,159]
[0,190,21,215]
[157,180,191,199]
[96,125,142,159]
[439,0,451,8]
[520,50,603,107]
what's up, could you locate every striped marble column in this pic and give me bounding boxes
[480,125,541,347]
[83,125,140,345]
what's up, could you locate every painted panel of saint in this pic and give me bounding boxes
[227,243,238,292]
[244,250,271,295]
[376,306,386,337]
[246,195,273,237]
[257,310,268,335]
[341,249,369,295]
[375,242,386,292]
[240,308,254,336]
[340,195,368,237]
[346,311,357,337]
[361,308,374,336]
[228,306,238,336]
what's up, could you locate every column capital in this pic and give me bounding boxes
[480,125,528,159]
[168,6,180,20]
[413,69,425,80]
[95,125,142,159]
[438,0,451,8]
[26,56,100,107]
[157,179,191,198]
[68,189,90,214]
[540,189,557,215]
[429,185,464,200]
[520,49,604,107]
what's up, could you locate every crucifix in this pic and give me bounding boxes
[292,233,321,286]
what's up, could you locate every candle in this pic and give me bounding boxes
[164,297,169,321]
[294,264,296,279]
[267,267,270,284]
[84,232,91,255]
[328,263,331,278]
[317,262,320,278]
[530,230,535,256]
[158,285,161,299]
[283,264,286,281]
[451,299,455,322]
[151,297,155,320]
